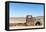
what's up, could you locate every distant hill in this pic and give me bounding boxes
[10,17,26,21]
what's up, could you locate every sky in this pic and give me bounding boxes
[9,3,44,17]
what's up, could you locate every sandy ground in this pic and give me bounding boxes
[9,17,26,23]
[9,26,44,29]
[9,17,44,29]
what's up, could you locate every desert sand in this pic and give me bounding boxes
[9,16,44,29]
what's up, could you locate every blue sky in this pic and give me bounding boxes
[9,3,44,17]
